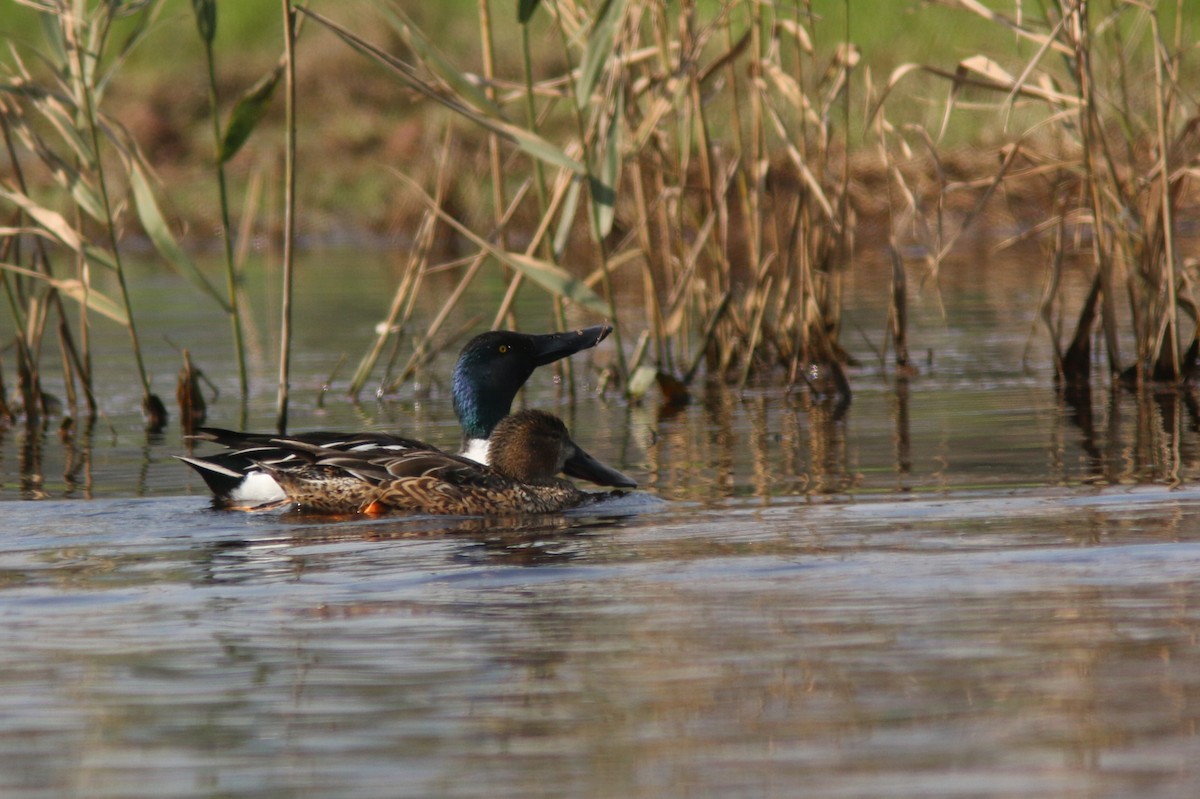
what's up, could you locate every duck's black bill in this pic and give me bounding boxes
[530,324,613,367]
[564,444,637,488]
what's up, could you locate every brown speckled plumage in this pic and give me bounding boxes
[258,410,627,515]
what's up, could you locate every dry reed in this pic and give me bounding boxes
[1,0,1195,436]
[304,0,862,404]
[874,0,1199,389]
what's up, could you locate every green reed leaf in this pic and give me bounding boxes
[518,0,542,24]
[378,5,503,118]
[553,178,583,261]
[591,94,622,238]
[219,62,283,164]
[128,160,230,310]
[575,0,625,110]
[300,7,586,176]
[191,0,217,44]
[503,252,610,316]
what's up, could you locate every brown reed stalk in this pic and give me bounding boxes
[0,231,41,419]
[1070,3,1122,378]
[882,234,908,371]
[21,186,98,419]
[314,0,862,397]
[276,0,298,434]
[516,5,574,393]
[478,0,508,258]
[558,1,629,385]
[65,7,165,430]
[866,0,1198,391]
[348,134,451,397]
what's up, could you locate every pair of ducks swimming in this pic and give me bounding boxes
[180,325,636,516]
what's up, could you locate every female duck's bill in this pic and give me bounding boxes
[179,325,620,508]
[254,410,636,516]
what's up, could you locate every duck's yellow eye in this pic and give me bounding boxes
[498,345,508,353]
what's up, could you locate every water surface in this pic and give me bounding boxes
[1,250,1199,797]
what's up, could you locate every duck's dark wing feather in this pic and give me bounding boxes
[194,427,431,456]
[189,427,434,479]
[300,446,513,491]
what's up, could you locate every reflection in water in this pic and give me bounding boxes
[1059,382,1200,487]
[7,251,1200,796]
[17,421,45,500]
[627,375,1200,507]
[805,395,852,495]
[1059,379,1100,472]
[892,376,912,479]
[184,512,640,586]
[59,417,93,499]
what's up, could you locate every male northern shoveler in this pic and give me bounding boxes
[239,409,633,515]
[179,325,627,508]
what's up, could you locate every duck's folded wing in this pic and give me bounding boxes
[356,449,512,491]
[195,427,431,458]
[278,446,507,492]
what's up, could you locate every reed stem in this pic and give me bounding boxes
[276,0,298,434]
[200,32,250,400]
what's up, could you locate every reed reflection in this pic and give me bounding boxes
[59,416,93,499]
[18,419,46,500]
[892,376,912,483]
[1059,380,1200,486]
[645,383,860,501]
[1058,380,1100,471]
[802,395,853,495]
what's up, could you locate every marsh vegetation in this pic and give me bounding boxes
[4,9,1200,793]
[0,0,1197,439]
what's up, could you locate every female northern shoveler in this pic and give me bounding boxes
[243,409,633,515]
[178,326,629,508]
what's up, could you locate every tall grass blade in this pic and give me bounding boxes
[191,0,252,398]
[0,262,128,325]
[299,6,586,176]
[518,0,541,24]
[378,4,503,118]
[76,81,163,428]
[128,160,229,309]
[575,0,625,110]
[591,94,621,239]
